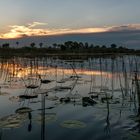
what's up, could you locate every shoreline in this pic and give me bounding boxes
[0,52,139,58]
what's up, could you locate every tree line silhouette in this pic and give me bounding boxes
[0,41,139,57]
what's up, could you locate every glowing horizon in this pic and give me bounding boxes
[0,22,140,39]
[0,22,109,39]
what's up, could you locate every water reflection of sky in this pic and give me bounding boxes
[0,62,112,77]
[0,56,140,140]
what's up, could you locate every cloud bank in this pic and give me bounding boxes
[0,22,140,39]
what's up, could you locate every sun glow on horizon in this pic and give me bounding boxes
[0,22,109,39]
[0,22,140,39]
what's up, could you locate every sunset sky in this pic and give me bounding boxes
[0,0,140,39]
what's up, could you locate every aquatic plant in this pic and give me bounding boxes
[60,120,86,129]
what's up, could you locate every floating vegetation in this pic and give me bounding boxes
[65,93,82,101]
[90,94,99,99]
[19,94,38,99]
[59,86,72,90]
[46,96,59,101]
[34,89,48,95]
[0,91,10,96]
[60,97,71,103]
[35,113,56,124]
[57,80,66,83]
[52,86,72,92]
[0,113,28,129]
[82,97,97,106]
[39,74,52,84]
[38,106,55,110]
[41,79,52,84]
[15,107,32,114]
[26,85,39,89]
[9,96,21,102]
[40,107,55,110]
[100,93,113,101]
[61,120,86,129]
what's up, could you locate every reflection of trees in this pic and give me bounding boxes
[28,112,32,132]
[0,129,2,140]
[88,58,96,93]
[134,72,140,116]
[111,58,114,97]
[129,56,140,134]
[41,94,45,140]
[104,97,111,137]
[131,72,140,133]
[99,58,103,89]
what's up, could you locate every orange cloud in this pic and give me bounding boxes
[0,22,140,39]
[0,22,49,39]
[0,22,110,39]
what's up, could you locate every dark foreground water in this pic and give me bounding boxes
[0,56,140,140]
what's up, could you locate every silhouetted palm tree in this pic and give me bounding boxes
[2,43,10,48]
[39,43,43,48]
[111,44,117,49]
[16,41,19,48]
[30,43,35,48]
[53,43,57,48]
[85,42,89,49]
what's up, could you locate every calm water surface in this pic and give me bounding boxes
[0,56,140,140]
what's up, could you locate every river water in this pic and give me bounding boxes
[0,55,140,140]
